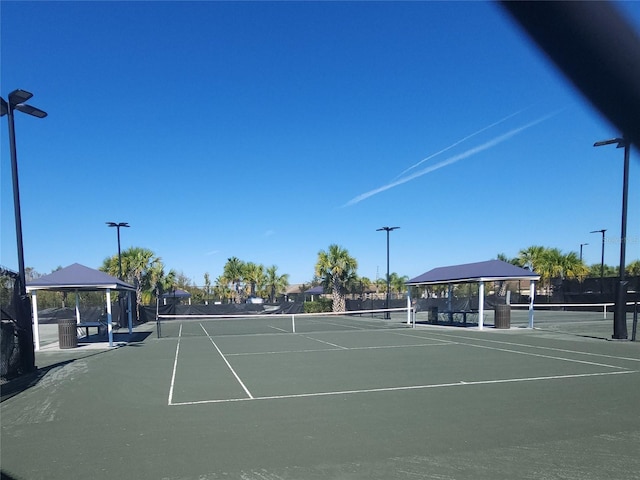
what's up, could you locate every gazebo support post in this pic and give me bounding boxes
[478,281,485,330]
[31,291,40,351]
[127,292,133,334]
[106,288,113,347]
[75,290,81,325]
[528,280,536,328]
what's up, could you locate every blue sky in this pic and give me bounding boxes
[2,1,640,286]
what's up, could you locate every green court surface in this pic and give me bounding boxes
[2,314,639,480]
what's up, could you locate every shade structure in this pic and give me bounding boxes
[406,260,540,330]
[26,263,135,349]
[406,259,540,286]
[161,288,192,305]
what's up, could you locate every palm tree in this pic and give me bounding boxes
[315,244,358,312]
[122,247,159,319]
[517,245,546,272]
[264,265,289,303]
[559,251,589,280]
[203,272,211,303]
[244,262,265,298]
[213,276,232,303]
[389,272,408,298]
[627,260,640,276]
[144,263,177,304]
[101,246,160,320]
[223,257,245,303]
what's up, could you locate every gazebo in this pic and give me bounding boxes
[26,263,136,349]
[161,288,192,305]
[406,259,540,329]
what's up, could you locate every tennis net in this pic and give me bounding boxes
[157,307,414,338]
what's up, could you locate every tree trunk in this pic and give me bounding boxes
[331,278,345,312]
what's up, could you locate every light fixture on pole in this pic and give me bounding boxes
[1,89,47,373]
[590,229,606,295]
[594,136,630,340]
[376,226,400,319]
[106,222,130,279]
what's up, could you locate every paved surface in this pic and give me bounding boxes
[2,316,639,480]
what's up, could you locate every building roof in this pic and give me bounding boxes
[26,263,135,292]
[406,259,540,286]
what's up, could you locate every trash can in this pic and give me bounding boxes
[429,306,438,324]
[494,304,511,329]
[58,318,78,349]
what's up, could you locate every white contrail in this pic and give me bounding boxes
[394,108,530,179]
[343,113,556,208]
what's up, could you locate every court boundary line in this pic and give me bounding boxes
[225,342,455,357]
[169,370,637,406]
[393,331,629,370]
[167,324,183,405]
[400,330,640,364]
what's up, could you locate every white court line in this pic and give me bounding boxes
[395,331,628,370]
[394,331,458,344]
[412,331,640,364]
[461,342,629,370]
[301,335,348,349]
[225,342,454,357]
[305,319,367,330]
[167,324,183,405]
[199,323,254,400]
[268,325,290,333]
[169,370,637,406]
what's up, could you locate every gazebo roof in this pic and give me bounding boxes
[26,263,135,292]
[161,288,191,298]
[406,259,540,286]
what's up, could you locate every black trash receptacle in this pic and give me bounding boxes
[429,306,438,324]
[494,304,511,329]
[58,318,78,349]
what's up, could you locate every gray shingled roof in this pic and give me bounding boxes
[26,263,135,291]
[406,259,540,285]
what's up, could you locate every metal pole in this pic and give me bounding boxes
[613,142,630,339]
[6,101,35,372]
[386,229,390,315]
[117,225,123,279]
[7,107,27,295]
[591,229,606,294]
[600,231,605,293]
[377,226,399,319]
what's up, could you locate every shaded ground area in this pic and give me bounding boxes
[1,314,639,480]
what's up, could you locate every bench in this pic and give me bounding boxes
[438,311,479,325]
[76,322,105,337]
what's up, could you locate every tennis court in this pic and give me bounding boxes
[2,310,639,479]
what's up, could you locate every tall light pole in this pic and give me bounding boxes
[590,229,606,295]
[579,243,588,262]
[1,89,47,373]
[106,222,129,279]
[377,226,399,319]
[594,136,630,340]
